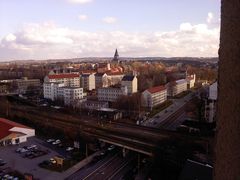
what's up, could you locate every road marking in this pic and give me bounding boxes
[82,153,118,180]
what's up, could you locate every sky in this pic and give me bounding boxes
[0,0,221,61]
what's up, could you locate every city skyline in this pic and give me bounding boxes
[0,0,220,61]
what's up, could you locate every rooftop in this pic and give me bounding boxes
[48,73,79,79]
[146,85,166,94]
[0,118,32,140]
[122,75,135,81]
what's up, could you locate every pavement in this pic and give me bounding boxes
[0,137,62,180]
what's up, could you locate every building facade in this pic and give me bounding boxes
[141,85,167,109]
[204,82,217,123]
[95,73,108,89]
[106,72,124,86]
[82,100,109,110]
[81,73,96,91]
[0,118,35,146]
[167,79,188,97]
[98,86,128,102]
[62,87,84,106]
[186,74,196,89]
[13,77,41,94]
[44,73,80,87]
[121,75,138,95]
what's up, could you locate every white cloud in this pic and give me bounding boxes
[68,0,92,4]
[102,17,117,24]
[207,12,214,23]
[4,34,16,42]
[0,20,220,60]
[78,14,88,21]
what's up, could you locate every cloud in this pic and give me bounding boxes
[68,0,92,4]
[102,17,117,24]
[0,20,220,60]
[207,12,214,24]
[78,14,88,21]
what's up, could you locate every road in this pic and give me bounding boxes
[67,151,135,180]
[142,91,195,129]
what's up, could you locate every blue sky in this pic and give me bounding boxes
[0,0,220,60]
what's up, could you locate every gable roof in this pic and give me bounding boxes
[48,73,79,79]
[146,85,166,94]
[0,118,32,140]
[122,75,135,81]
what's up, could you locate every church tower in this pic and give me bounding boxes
[112,48,119,64]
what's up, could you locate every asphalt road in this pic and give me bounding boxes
[142,91,195,129]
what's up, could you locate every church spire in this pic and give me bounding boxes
[112,48,119,63]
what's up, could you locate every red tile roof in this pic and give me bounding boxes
[106,72,123,76]
[0,118,32,140]
[147,85,166,94]
[48,73,79,79]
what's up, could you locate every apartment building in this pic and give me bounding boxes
[98,85,127,102]
[43,82,83,105]
[186,74,196,89]
[81,73,96,91]
[204,82,217,123]
[43,82,65,101]
[44,73,80,87]
[141,85,167,109]
[167,79,188,97]
[13,77,41,94]
[106,72,124,86]
[121,75,138,95]
[95,73,108,89]
[62,87,83,106]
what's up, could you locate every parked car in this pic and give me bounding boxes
[27,144,37,150]
[15,148,24,153]
[107,145,115,151]
[66,147,74,152]
[50,158,56,164]
[20,148,29,153]
[46,139,55,143]
[52,140,61,145]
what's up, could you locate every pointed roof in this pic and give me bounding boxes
[114,48,119,58]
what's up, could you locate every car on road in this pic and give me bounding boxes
[52,140,61,145]
[107,145,115,151]
[66,147,74,152]
[0,159,6,166]
[46,139,55,143]
[27,144,37,150]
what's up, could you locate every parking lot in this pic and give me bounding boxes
[0,137,65,180]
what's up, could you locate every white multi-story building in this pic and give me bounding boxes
[106,72,124,86]
[43,82,65,101]
[98,85,127,102]
[95,73,108,89]
[13,77,41,94]
[43,82,83,106]
[121,75,138,95]
[186,74,196,89]
[167,79,188,97]
[63,87,83,106]
[205,82,217,123]
[81,73,96,91]
[44,73,80,87]
[141,85,167,109]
